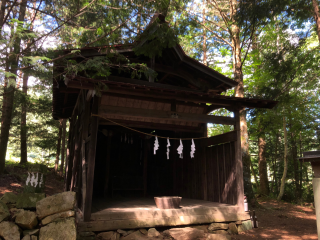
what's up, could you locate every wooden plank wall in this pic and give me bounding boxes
[173,133,206,200]
[64,89,100,221]
[206,142,237,204]
[173,131,237,205]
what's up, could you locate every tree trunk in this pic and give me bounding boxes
[312,0,320,44]
[250,158,259,191]
[291,134,299,200]
[273,134,278,193]
[60,119,67,174]
[277,116,288,201]
[299,131,303,195]
[55,120,63,173]
[0,0,27,174]
[230,0,255,203]
[0,0,7,28]
[258,132,269,195]
[20,72,28,164]
[203,7,207,66]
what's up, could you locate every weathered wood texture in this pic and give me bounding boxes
[234,110,244,211]
[84,96,100,221]
[99,105,235,125]
[173,131,238,205]
[77,199,250,232]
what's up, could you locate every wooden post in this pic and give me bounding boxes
[64,120,72,191]
[143,138,148,197]
[84,96,99,221]
[234,110,244,212]
[202,124,208,201]
[311,161,320,239]
[81,140,87,212]
[104,135,112,197]
[81,92,91,212]
[66,115,76,191]
[71,112,81,191]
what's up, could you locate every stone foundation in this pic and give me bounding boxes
[77,219,253,240]
[0,191,76,240]
[0,191,254,240]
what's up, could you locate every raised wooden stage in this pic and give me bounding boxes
[77,198,250,232]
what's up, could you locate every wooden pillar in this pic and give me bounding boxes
[143,138,148,197]
[202,124,208,201]
[104,134,112,197]
[81,91,91,213]
[65,120,72,191]
[311,162,320,239]
[84,96,99,221]
[71,114,81,191]
[66,114,76,191]
[234,110,244,212]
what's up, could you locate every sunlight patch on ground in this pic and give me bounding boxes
[10,183,21,187]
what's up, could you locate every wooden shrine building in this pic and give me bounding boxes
[52,16,277,232]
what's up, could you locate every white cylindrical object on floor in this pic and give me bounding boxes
[244,202,248,212]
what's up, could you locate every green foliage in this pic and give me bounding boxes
[134,19,179,58]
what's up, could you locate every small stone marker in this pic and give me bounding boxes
[24,164,47,193]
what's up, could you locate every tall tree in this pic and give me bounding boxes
[20,72,28,164]
[0,0,28,174]
[312,0,320,44]
[278,115,288,201]
[258,130,269,195]
[182,0,258,202]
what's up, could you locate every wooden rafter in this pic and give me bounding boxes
[99,105,236,125]
[66,81,276,109]
[99,119,203,133]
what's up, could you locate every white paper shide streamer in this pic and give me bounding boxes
[190,139,196,158]
[154,136,159,155]
[166,138,170,159]
[177,139,183,159]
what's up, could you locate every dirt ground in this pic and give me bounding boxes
[0,165,317,239]
[0,164,64,197]
[233,198,317,240]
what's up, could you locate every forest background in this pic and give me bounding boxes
[0,0,320,204]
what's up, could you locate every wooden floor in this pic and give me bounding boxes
[77,198,250,232]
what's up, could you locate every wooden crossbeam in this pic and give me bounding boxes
[99,105,235,125]
[66,81,276,109]
[99,119,203,133]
